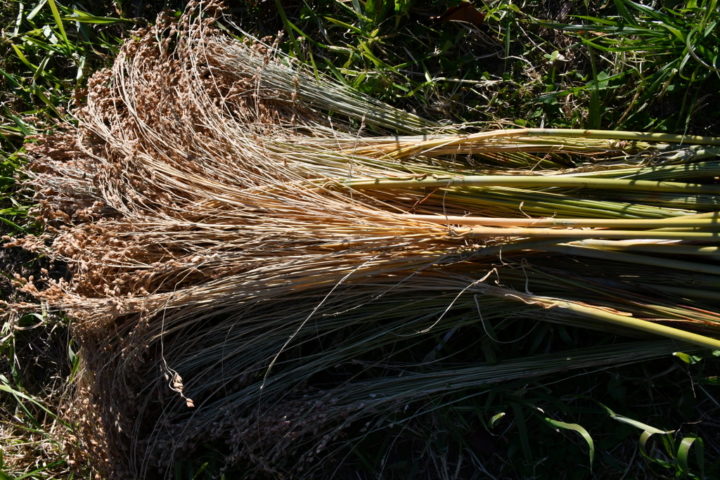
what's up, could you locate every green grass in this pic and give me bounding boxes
[1,1,720,479]
[0,310,86,479]
[546,0,720,132]
[0,0,131,235]
[254,1,720,133]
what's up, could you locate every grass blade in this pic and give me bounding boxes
[46,0,68,46]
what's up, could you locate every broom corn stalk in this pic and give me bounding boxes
[403,213,720,229]
[17,4,720,476]
[344,174,720,194]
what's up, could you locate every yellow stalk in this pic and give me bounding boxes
[344,174,720,194]
[545,298,720,350]
[348,128,720,159]
[404,214,720,229]
[460,227,718,240]
[480,286,720,349]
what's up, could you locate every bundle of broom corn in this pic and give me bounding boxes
[9,2,720,477]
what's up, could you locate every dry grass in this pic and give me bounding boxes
[8,1,720,477]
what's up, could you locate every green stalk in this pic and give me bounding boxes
[548,244,720,276]
[480,286,720,349]
[371,128,720,158]
[403,214,720,229]
[462,227,718,241]
[521,128,720,146]
[568,161,720,180]
[576,240,720,259]
[551,300,720,350]
[441,188,693,219]
[345,175,720,194]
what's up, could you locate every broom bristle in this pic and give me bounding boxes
[13,1,720,477]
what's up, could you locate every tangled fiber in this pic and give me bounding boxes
[10,2,720,477]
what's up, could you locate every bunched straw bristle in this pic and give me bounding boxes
[12,1,720,477]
